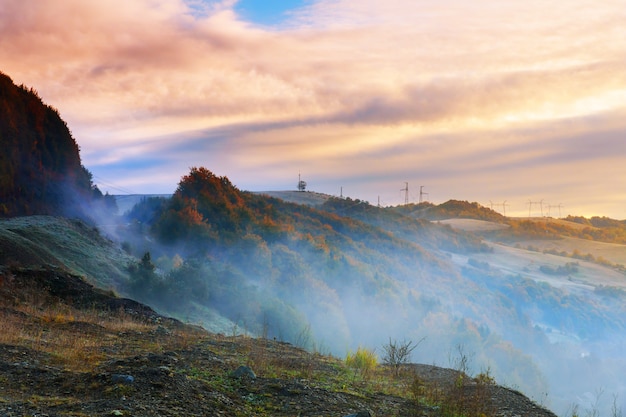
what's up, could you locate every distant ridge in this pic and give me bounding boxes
[255,190,333,207]
[113,194,172,215]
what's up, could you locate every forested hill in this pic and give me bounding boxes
[123,168,491,344]
[122,168,550,397]
[393,199,507,222]
[120,168,626,415]
[0,71,112,218]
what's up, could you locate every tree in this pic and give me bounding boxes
[127,252,163,302]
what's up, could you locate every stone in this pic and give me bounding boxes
[230,365,256,379]
[111,374,135,384]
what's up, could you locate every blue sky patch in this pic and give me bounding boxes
[235,0,308,25]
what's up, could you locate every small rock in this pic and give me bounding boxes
[230,365,256,379]
[111,374,135,384]
[154,325,170,335]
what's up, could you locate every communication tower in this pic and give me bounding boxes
[297,173,307,192]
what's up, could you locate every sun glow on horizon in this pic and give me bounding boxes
[1,0,624,218]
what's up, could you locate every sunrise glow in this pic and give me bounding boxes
[2,0,625,218]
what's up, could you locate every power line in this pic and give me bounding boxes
[547,203,564,218]
[490,200,509,216]
[93,175,138,195]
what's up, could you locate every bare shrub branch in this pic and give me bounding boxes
[382,337,425,376]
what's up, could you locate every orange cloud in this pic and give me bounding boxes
[1,0,625,216]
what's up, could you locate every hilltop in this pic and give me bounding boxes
[256,190,332,207]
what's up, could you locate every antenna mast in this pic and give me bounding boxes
[297,173,307,192]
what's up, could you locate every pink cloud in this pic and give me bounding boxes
[1,0,625,217]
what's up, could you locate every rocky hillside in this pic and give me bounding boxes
[0,265,557,417]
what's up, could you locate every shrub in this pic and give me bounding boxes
[539,262,579,276]
[345,346,378,381]
[382,337,425,376]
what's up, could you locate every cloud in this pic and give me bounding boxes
[1,0,625,216]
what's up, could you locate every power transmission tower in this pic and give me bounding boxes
[527,199,544,217]
[501,200,509,217]
[419,186,428,203]
[401,182,409,205]
[547,203,563,218]
[492,200,508,216]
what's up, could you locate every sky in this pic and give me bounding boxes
[1,0,625,218]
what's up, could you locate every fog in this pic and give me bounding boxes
[114,193,626,417]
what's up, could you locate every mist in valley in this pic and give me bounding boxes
[109,169,626,417]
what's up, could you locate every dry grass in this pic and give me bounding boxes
[1,306,137,371]
[0,281,204,372]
